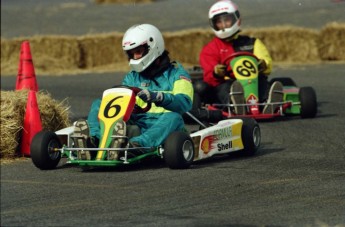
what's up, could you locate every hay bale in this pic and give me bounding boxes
[1,39,23,76]
[1,24,344,76]
[242,26,320,63]
[77,33,127,69]
[1,36,81,76]
[0,90,71,159]
[0,90,26,158]
[318,22,345,61]
[164,29,214,65]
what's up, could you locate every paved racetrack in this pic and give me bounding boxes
[1,0,345,226]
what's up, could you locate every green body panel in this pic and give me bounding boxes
[283,86,300,115]
[238,77,259,103]
[230,55,260,103]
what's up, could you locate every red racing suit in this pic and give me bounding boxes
[199,34,272,87]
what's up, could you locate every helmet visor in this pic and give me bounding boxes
[126,44,149,60]
[210,13,237,31]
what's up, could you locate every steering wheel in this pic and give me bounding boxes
[111,85,151,114]
[222,51,260,75]
[222,51,259,66]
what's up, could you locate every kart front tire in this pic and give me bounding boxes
[240,118,261,156]
[31,131,62,170]
[299,86,317,118]
[164,131,194,169]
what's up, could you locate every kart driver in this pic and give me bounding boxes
[195,0,283,115]
[72,24,193,160]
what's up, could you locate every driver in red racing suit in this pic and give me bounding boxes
[195,0,283,115]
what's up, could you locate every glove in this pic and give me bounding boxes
[214,64,227,78]
[138,90,164,103]
[258,59,267,72]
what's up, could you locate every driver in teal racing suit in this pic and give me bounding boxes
[73,24,193,160]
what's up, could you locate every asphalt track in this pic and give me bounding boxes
[1,0,345,226]
[1,64,345,226]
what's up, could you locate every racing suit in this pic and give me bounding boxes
[198,34,272,103]
[87,61,193,148]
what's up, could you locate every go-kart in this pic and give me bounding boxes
[30,86,261,170]
[188,52,317,120]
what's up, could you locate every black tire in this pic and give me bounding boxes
[31,131,62,170]
[299,86,317,118]
[270,77,296,86]
[163,131,194,169]
[240,118,261,156]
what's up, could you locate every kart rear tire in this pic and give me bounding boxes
[299,86,317,118]
[164,131,194,169]
[31,131,62,170]
[270,77,296,86]
[240,118,261,156]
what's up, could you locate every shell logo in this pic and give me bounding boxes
[201,135,216,154]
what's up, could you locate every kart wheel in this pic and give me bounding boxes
[270,77,296,86]
[163,131,194,169]
[240,118,261,156]
[31,131,62,170]
[299,86,317,118]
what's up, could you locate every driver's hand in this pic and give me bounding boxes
[258,59,267,72]
[214,64,227,78]
[138,90,164,104]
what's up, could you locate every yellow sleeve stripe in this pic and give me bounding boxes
[253,39,273,75]
[173,79,194,101]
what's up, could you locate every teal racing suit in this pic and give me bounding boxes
[87,61,193,148]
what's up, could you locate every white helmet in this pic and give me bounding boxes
[122,24,165,72]
[208,0,241,39]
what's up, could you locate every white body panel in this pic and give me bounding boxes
[190,119,244,161]
[55,125,75,147]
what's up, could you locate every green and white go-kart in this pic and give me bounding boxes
[31,86,261,170]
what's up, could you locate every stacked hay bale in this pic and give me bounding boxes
[242,26,320,63]
[77,32,126,70]
[1,36,81,76]
[318,22,345,61]
[0,90,70,159]
[164,29,214,66]
[2,23,344,76]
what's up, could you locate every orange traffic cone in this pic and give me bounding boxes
[20,90,42,156]
[15,41,38,92]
